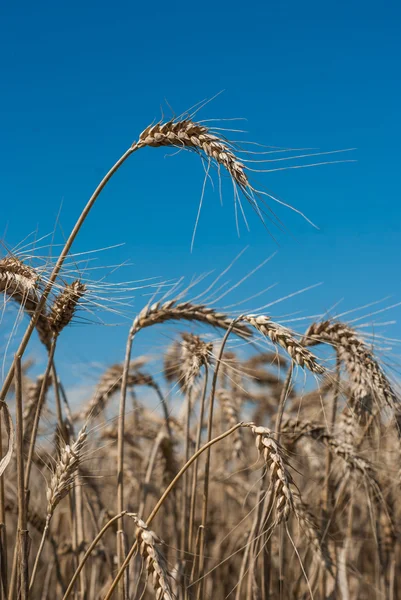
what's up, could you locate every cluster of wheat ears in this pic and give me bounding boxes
[0,105,399,600]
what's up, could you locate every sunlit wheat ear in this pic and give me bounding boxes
[46,424,87,519]
[135,118,251,198]
[245,424,294,524]
[304,320,397,408]
[129,514,175,600]
[165,333,213,392]
[180,332,213,390]
[217,389,242,459]
[130,300,252,338]
[0,255,52,348]
[48,279,86,336]
[241,315,324,374]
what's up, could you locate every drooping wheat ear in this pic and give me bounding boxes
[292,494,332,571]
[283,418,375,481]
[305,320,397,408]
[48,280,86,336]
[23,374,52,446]
[129,514,175,600]
[46,424,87,518]
[242,315,324,374]
[130,300,252,339]
[0,255,52,348]
[217,389,242,459]
[165,333,213,392]
[246,424,294,524]
[136,119,251,197]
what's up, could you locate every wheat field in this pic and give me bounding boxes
[0,108,399,600]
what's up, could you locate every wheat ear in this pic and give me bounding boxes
[48,280,86,336]
[242,315,324,374]
[305,320,397,407]
[0,256,52,348]
[130,515,175,600]
[136,118,252,198]
[245,424,294,524]
[30,424,88,589]
[131,300,252,338]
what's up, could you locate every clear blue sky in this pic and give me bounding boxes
[0,1,400,386]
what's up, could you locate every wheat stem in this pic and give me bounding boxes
[188,366,209,556]
[14,357,29,599]
[29,517,50,591]
[196,318,240,600]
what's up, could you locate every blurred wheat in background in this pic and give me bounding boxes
[0,106,399,600]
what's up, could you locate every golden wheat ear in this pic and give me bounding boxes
[48,280,86,337]
[134,118,268,240]
[305,320,398,408]
[129,514,175,600]
[0,255,52,348]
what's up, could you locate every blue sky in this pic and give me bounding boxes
[0,1,400,387]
